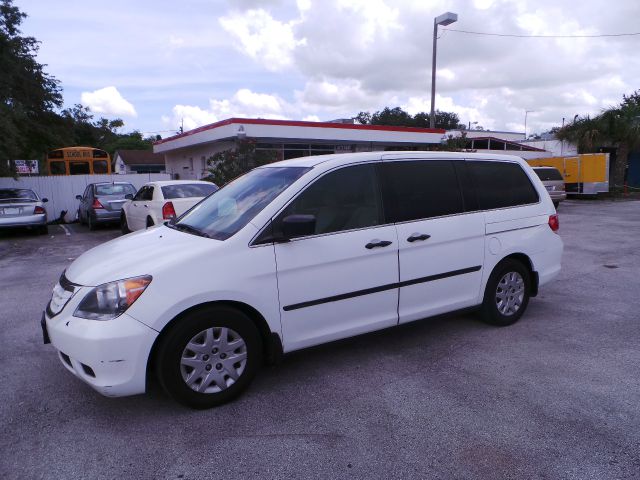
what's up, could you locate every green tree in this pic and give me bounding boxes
[354,106,462,130]
[0,0,63,175]
[206,139,278,186]
[556,90,640,190]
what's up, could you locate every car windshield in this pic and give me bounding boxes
[173,166,310,240]
[161,183,218,199]
[534,168,563,181]
[0,189,37,202]
[95,183,136,196]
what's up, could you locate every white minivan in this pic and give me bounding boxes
[42,152,563,409]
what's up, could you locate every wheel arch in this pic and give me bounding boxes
[495,252,538,297]
[146,300,282,387]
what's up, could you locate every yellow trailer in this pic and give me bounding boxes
[527,153,609,195]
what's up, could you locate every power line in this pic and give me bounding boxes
[442,28,640,38]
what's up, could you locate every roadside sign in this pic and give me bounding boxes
[14,160,39,174]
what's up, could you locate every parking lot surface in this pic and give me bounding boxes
[1,200,640,479]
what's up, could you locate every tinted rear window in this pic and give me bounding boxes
[95,183,136,196]
[533,168,563,181]
[0,189,37,201]
[381,160,464,222]
[467,161,539,210]
[161,183,218,199]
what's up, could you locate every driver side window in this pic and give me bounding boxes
[133,187,147,201]
[277,163,383,238]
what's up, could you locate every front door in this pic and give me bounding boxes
[274,163,399,351]
[129,186,153,230]
[381,158,485,323]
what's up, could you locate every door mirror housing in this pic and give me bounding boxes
[125,194,134,200]
[281,214,316,239]
[75,195,82,200]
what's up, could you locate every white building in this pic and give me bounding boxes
[154,118,553,179]
[154,118,449,180]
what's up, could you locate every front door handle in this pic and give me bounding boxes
[407,233,431,242]
[365,240,393,249]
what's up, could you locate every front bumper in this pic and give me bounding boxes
[43,304,158,397]
[0,213,47,228]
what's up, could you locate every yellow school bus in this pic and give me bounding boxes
[527,153,609,195]
[47,147,112,175]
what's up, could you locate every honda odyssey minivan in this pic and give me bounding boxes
[42,152,563,409]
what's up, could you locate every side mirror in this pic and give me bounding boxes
[281,214,316,239]
[75,195,82,200]
[125,194,133,200]
[42,198,48,203]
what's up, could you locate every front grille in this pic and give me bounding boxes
[46,272,79,317]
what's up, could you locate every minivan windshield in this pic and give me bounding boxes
[172,166,310,240]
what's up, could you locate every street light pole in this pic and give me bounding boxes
[430,12,458,129]
[524,110,535,139]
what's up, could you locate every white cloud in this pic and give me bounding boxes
[219,9,303,71]
[80,86,137,117]
[163,89,290,131]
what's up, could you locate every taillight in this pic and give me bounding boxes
[162,202,176,220]
[548,214,559,232]
[92,199,104,209]
[34,206,45,214]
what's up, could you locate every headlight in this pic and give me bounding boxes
[74,275,152,320]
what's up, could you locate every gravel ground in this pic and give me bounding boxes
[1,200,639,479]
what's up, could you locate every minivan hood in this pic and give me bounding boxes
[66,225,220,286]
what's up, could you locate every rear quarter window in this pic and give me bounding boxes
[467,161,539,210]
[161,183,218,199]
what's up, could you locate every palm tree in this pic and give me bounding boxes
[556,91,640,191]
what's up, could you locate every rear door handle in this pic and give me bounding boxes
[365,240,393,249]
[407,233,431,242]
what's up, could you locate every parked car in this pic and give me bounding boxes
[77,182,137,230]
[120,180,218,233]
[0,188,48,234]
[42,152,563,409]
[532,167,566,208]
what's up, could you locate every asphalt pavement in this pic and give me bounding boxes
[1,201,639,479]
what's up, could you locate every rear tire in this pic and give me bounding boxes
[38,225,49,235]
[155,306,262,409]
[120,213,131,234]
[553,201,559,209]
[88,215,97,231]
[479,259,531,327]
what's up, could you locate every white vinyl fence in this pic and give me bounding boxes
[0,173,170,223]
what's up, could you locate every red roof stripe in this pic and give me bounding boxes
[155,117,446,145]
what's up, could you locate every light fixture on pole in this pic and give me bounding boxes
[430,11,458,129]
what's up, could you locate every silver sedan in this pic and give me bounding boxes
[0,188,49,234]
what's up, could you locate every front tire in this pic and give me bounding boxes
[146,216,154,228]
[479,259,531,326]
[120,212,131,234]
[155,306,262,409]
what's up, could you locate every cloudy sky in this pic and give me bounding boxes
[19,0,640,137]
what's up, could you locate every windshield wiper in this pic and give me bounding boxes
[167,222,211,238]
